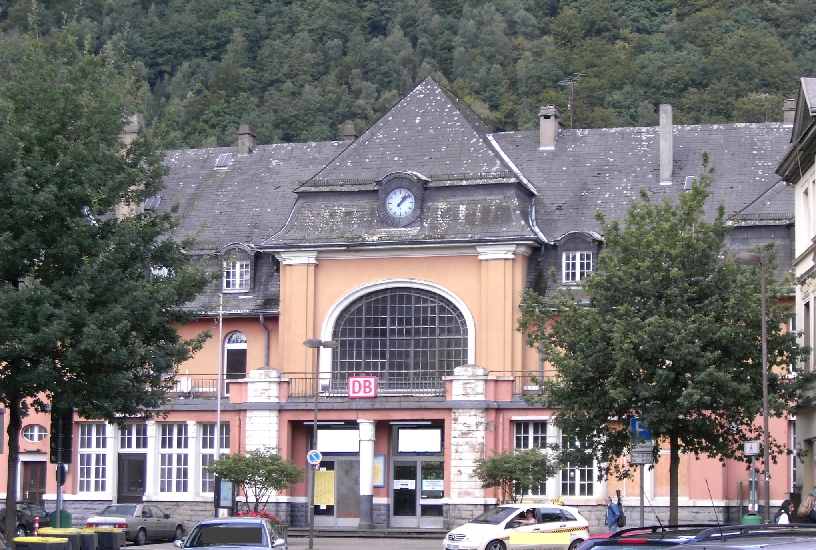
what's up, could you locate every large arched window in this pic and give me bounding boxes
[331,287,468,393]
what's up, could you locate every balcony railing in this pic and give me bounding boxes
[286,372,447,397]
[167,374,218,398]
[514,371,549,397]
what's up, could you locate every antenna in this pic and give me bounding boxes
[558,73,586,129]
[705,478,724,539]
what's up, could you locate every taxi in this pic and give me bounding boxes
[444,503,589,550]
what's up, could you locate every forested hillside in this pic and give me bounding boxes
[1,0,812,148]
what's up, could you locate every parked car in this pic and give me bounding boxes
[581,524,816,550]
[444,503,590,550]
[175,516,286,550]
[576,525,719,550]
[86,503,184,546]
[0,502,51,537]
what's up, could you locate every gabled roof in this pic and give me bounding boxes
[777,77,816,184]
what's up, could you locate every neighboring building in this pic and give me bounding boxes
[6,77,798,531]
[778,77,816,500]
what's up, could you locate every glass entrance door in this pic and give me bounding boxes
[391,459,445,528]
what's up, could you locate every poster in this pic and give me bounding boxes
[373,454,386,488]
[314,469,335,506]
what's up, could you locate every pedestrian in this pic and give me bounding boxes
[798,494,816,523]
[775,500,793,524]
[604,496,620,533]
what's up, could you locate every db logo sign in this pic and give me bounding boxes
[348,376,378,398]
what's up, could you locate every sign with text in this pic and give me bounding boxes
[348,376,378,398]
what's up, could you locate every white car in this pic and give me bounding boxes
[444,503,589,550]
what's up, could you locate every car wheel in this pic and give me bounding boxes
[133,528,147,546]
[568,539,584,550]
[485,540,506,550]
[174,525,184,541]
[14,525,26,538]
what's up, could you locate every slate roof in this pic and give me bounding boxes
[493,123,793,243]
[155,76,795,315]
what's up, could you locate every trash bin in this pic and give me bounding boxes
[79,529,98,550]
[50,510,73,528]
[13,537,71,550]
[742,513,763,524]
[91,528,125,550]
[38,528,82,550]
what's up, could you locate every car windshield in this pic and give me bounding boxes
[100,505,137,517]
[186,523,268,548]
[470,507,519,525]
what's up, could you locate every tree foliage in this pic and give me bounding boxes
[473,448,561,504]
[0,25,210,538]
[517,161,809,524]
[206,448,305,513]
[0,0,806,147]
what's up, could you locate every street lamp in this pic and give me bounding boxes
[735,252,769,523]
[303,338,338,550]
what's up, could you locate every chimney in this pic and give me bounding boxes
[660,104,673,185]
[784,99,796,125]
[343,122,358,141]
[539,105,564,150]
[238,124,256,153]
[120,113,144,146]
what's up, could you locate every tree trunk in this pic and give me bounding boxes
[669,430,679,525]
[6,398,22,548]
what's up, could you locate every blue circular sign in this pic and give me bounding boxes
[307,450,322,465]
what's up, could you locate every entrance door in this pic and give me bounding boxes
[22,462,46,505]
[313,458,361,527]
[392,459,445,528]
[117,454,146,503]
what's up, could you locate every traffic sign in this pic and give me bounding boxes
[630,442,654,464]
[630,418,652,441]
[307,450,322,465]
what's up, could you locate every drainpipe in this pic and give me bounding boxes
[259,315,270,367]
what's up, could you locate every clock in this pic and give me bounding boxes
[385,188,415,218]
[379,173,424,227]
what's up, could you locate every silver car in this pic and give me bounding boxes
[176,517,286,550]
[86,503,184,545]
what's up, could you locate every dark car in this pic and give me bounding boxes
[176,517,286,550]
[577,525,719,550]
[0,502,51,537]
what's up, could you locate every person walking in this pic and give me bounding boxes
[604,496,620,533]
[775,500,794,524]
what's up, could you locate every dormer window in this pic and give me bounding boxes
[223,260,250,291]
[563,251,592,283]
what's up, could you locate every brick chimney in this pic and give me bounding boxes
[784,99,796,125]
[343,122,358,141]
[660,104,673,185]
[120,114,144,146]
[539,105,564,149]
[238,124,256,153]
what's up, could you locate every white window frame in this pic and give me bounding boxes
[201,423,231,494]
[560,435,596,497]
[514,421,550,496]
[78,424,107,493]
[22,424,47,442]
[562,251,593,283]
[223,260,250,291]
[159,423,189,493]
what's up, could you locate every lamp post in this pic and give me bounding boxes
[303,338,339,550]
[735,252,769,523]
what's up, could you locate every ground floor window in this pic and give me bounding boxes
[201,423,230,493]
[159,423,189,493]
[78,423,107,492]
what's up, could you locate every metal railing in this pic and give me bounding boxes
[513,371,549,397]
[286,372,447,397]
[167,374,218,398]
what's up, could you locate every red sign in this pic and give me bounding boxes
[348,376,378,398]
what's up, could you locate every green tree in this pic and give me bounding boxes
[517,162,809,524]
[206,448,305,513]
[473,448,561,504]
[0,27,210,539]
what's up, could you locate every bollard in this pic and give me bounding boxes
[35,517,39,536]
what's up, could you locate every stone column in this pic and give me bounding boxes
[448,365,489,501]
[358,420,376,529]
[244,367,283,452]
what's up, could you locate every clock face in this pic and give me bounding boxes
[385,188,415,218]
